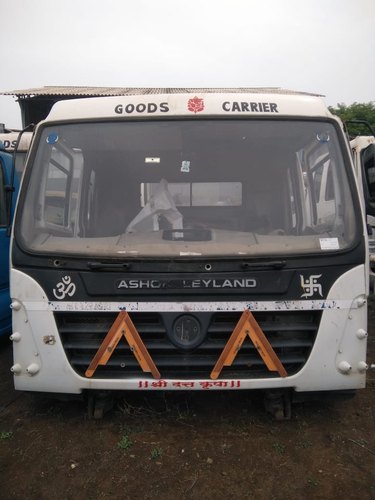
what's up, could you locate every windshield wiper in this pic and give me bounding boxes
[241,260,286,270]
[88,262,131,271]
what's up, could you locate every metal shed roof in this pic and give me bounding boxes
[1,87,324,128]
[1,86,323,97]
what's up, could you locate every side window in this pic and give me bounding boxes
[308,151,337,228]
[366,164,375,200]
[41,146,83,233]
[294,141,338,233]
[15,152,27,178]
[44,162,70,226]
[192,182,242,206]
[312,161,334,203]
[363,145,375,200]
[141,181,242,207]
[313,166,323,202]
[286,167,298,230]
[0,161,7,226]
[325,165,334,201]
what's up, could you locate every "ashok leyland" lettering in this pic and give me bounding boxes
[117,278,257,289]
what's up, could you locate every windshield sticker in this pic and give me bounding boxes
[320,238,339,250]
[181,161,190,173]
[46,133,58,145]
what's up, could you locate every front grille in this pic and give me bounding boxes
[57,310,321,379]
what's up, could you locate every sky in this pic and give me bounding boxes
[0,0,374,128]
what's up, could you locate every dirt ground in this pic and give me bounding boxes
[1,303,375,500]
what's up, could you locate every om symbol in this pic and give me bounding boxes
[53,276,77,300]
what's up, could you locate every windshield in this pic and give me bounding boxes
[18,119,357,258]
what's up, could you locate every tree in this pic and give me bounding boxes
[329,102,375,138]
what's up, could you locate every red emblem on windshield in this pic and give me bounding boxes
[188,97,204,113]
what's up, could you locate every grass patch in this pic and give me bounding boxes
[150,447,163,460]
[0,431,13,440]
[117,434,133,451]
[307,477,319,486]
[296,439,313,449]
[272,442,285,454]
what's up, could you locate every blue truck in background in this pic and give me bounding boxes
[0,144,19,336]
[0,128,32,337]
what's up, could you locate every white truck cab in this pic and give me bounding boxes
[9,89,369,417]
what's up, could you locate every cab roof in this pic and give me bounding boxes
[41,89,331,122]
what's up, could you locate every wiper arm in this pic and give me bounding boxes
[241,260,286,270]
[88,261,131,271]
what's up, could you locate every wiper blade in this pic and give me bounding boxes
[241,260,286,270]
[88,262,131,271]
